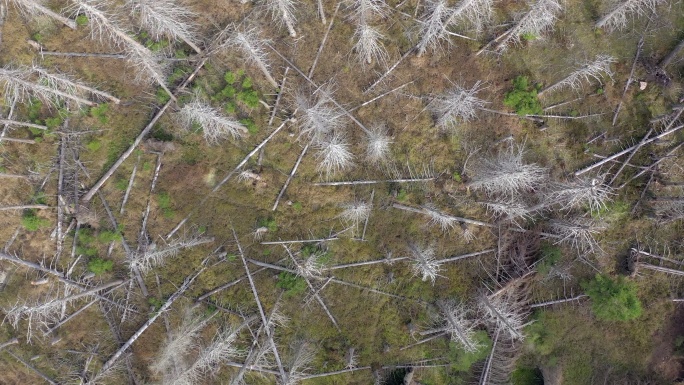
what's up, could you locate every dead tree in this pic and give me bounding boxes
[263,0,298,37]
[416,0,456,57]
[217,26,278,88]
[348,0,388,66]
[0,65,101,107]
[5,0,76,29]
[538,55,616,97]
[546,175,613,213]
[478,0,563,54]
[5,280,124,341]
[476,328,520,385]
[444,0,494,34]
[126,0,201,53]
[430,81,488,131]
[167,326,244,385]
[421,300,482,353]
[467,144,548,198]
[128,232,213,275]
[479,278,530,341]
[547,218,603,254]
[595,0,663,31]
[409,244,442,283]
[177,100,248,144]
[72,0,173,98]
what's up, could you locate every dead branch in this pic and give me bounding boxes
[119,154,140,214]
[268,67,290,126]
[272,141,310,211]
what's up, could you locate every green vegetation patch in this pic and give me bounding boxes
[22,209,50,231]
[276,272,307,298]
[88,258,113,275]
[503,76,543,116]
[582,274,642,321]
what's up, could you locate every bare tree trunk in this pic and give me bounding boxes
[120,154,140,214]
[39,50,127,59]
[660,38,684,69]
[0,204,50,211]
[613,35,644,126]
[0,338,18,351]
[315,177,435,186]
[5,350,59,385]
[0,119,47,130]
[268,68,289,126]
[309,4,340,78]
[529,295,587,308]
[272,141,310,211]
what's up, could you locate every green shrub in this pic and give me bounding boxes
[258,217,278,232]
[45,116,63,129]
[582,274,642,321]
[276,272,307,297]
[237,89,259,108]
[537,242,562,275]
[157,192,175,218]
[86,140,102,152]
[224,71,236,84]
[75,15,89,25]
[22,210,50,231]
[503,76,543,116]
[88,258,113,275]
[155,88,171,104]
[89,104,109,124]
[292,201,303,211]
[511,367,544,385]
[240,118,258,134]
[98,229,122,243]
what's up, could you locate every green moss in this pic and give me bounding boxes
[88,258,113,275]
[98,229,122,243]
[503,76,543,116]
[151,127,173,142]
[537,242,562,275]
[292,201,303,211]
[45,116,63,129]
